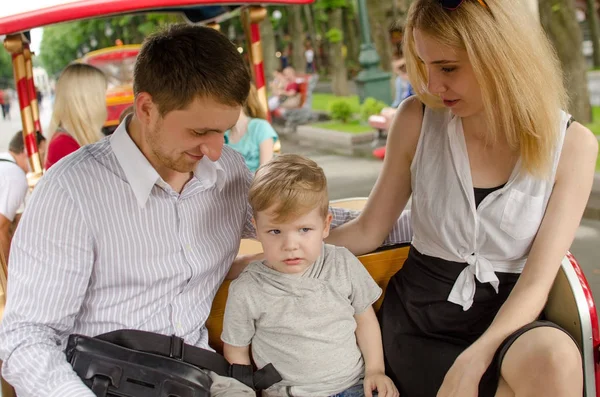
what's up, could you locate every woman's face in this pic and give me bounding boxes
[413,29,483,118]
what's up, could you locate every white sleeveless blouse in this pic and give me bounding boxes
[410,108,568,310]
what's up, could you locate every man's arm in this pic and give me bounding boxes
[0,178,96,397]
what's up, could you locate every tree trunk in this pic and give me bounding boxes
[303,5,317,48]
[539,0,591,123]
[586,0,600,67]
[314,5,330,75]
[260,17,278,80]
[365,0,393,72]
[328,8,349,95]
[343,7,360,65]
[289,5,306,72]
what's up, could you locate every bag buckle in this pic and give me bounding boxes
[169,335,184,360]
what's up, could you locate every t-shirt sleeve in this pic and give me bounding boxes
[251,119,279,147]
[340,247,382,314]
[0,173,28,222]
[221,275,257,347]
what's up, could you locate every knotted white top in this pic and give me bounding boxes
[410,108,568,310]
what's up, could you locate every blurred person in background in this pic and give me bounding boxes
[45,63,107,169]
[225,84,278,172]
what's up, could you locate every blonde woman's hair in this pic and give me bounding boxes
[249,154,329,222]
[48,63,107,146]
[244,83,268,120]
[404,0,567,177]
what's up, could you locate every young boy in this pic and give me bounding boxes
[222,154,399,397]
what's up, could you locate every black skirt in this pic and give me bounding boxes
[379,245,565,397]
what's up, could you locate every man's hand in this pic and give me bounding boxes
[363,371,399,397]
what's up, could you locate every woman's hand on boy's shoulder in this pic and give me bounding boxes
[363,371,399,397]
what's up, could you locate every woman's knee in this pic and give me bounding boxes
[501,327,582,394]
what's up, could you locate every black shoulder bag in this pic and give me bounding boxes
[66,329,281,397]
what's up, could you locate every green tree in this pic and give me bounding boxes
[39,13,181,77]
[539,0,591,123]
[0,49,13,88]
[316,0,349,95]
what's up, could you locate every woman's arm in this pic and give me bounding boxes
[325,96,423,255]
[452,123,598,378]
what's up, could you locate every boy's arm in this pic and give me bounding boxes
[221,278,257,364]
[354,306,385,376]
[355,307,398,397]
[224,343,252,365]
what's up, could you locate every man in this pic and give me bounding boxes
[0,131,45,261]
[0,25,411,397]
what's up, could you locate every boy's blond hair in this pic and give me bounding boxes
[249,154,329,222]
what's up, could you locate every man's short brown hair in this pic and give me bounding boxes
[134,24,251,115]
[249,154,329,222]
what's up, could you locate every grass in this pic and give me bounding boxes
[314,120,373,134]
[312,93,361,113]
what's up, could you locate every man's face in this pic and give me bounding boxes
[144,96,241,173]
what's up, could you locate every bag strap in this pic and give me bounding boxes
[91,377,110,397]
[95,329,282,391]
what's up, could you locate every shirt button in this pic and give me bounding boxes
[185,244,192,251]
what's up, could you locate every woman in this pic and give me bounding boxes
[45,63,107,169]
[225,84,278,173]
[327,1,598,396]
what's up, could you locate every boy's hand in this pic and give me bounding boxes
[363,372,399,397]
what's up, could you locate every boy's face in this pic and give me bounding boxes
[254,206,332,275]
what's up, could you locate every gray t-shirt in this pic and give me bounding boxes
[221,243,382,397]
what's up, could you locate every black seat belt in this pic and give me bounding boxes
[95,329,282,391]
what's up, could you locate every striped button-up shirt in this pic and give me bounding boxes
[0,121,412,397]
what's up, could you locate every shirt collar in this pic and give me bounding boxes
[110,116,226,209]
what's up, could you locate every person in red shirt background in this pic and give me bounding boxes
[0,90,6,120]
[45,63,107,169]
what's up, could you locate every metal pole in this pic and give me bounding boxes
[4,34,43,185]
[354,0,391,104]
